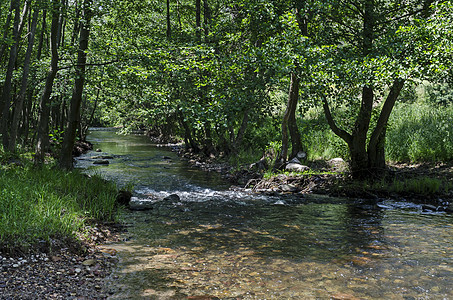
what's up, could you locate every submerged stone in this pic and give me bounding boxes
[163,194,180,202]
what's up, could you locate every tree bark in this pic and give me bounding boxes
[0,0,21,149]
[195,0,201,42]
[232,108,250,152]
[0,0,14,64]
[166,0,171,39]
[367,79,405,175]
[178,110,199,152]
[203,0,210,39]
[9,7,39,152]
[37,9,47,60]
[35,0,60,164]
[287,72,304,159]
[59,0,92,169]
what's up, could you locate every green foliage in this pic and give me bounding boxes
[0,163,118,253]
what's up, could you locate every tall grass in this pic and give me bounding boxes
[386,103,453,162]
[298,102,453,163]
[0,162,118,253]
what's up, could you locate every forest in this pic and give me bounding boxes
[0,0,452,176]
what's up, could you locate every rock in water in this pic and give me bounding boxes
[128,200,154,211]
[116,190,132,206]
[93,160,109,165]
[273,200,287,206]
[163,194,180,202]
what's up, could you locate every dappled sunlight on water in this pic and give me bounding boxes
[82,130,453,299]
[102,200,452,299]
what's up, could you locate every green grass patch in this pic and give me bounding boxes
[0,162,118,254]
[370,176,452,196]
[386,103,453,162]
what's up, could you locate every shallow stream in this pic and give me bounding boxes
[78,129,453,299]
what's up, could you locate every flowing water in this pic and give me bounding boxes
[78,129,453,299]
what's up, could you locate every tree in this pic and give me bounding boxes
[35,0,62,163]
[306,0,445,179]
[0,0,21,149]
[9,6,40,152]
[59,0,92,169]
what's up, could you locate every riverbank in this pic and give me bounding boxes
[0,152,123,298]
[0,223,122,299]
[179,149,453,211]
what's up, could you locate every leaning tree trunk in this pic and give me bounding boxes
[367,79,405,177]
[9,7,39,152]
[59,0,91,170]
[34,0,60,164]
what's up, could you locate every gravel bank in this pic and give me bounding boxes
[0,225,122,299]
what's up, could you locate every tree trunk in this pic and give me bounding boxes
[9,7,39,152]
[37,9,46,60]
[0,0,14,64]
[348,86,374,179]
[35,0,60,164]
[367,126,387,176]
[367,79,405,176]
[0,0,21,149]
[59,0,91,170]
[276,72,304,168]
[203,0,210,39]
[176,0,182,30]
[195,0,201,42]
[178,110,199,152]
[232,108,250,152]
[275,104,289,169]
[166,0,171,39]
[287,72,304,159]
[71,0,80,46]
[345,1,376,179]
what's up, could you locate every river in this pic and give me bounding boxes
[77,129,453,299]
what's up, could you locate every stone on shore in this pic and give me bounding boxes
[285,163,310,172]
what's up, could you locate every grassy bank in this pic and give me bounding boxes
[0,159,118,255]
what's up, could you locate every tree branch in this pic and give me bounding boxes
[321,94,352,145]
